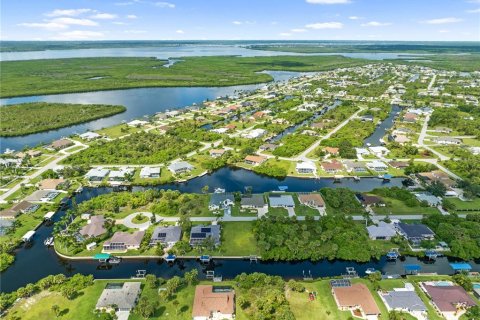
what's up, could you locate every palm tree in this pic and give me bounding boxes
[51,305,60,318]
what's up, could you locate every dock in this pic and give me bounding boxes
[22,230,35,242]
[44,211,55,221]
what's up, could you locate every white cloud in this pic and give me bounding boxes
[291,28,307,33]
[51,17,99,27]
[113,21,127,25]
[422,17,463,24]
[279,32,292,37]
[176,29,185,34]
[127,14,138,19]
[306,0,351,4]
[439,29,450,33]
[305,22,343,29]
[232,21,242,25]
[232,20,255,25]
[18,22,69,30]
[54,30,104,40]
[155,1,175,8]
[124,29,147,34]
[90,13,118,20]
[360,21,392,27]
[45,8,92,17]
[115,1,135,5]
[348,16,363,20]
[466,8,480,13]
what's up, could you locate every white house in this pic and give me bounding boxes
[140,167,161,179]
[296,161,317,174]
[127,120,148,127]
[79,131,101,141]
[85,168,110,181]
[366,161,389,172]
[241,128,266,139]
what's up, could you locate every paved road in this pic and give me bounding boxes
[0,140,87,203]
[427,74,437,90]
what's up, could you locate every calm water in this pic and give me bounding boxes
[363,104,402,147]
[3,168,478,293]
[0,44,423,61]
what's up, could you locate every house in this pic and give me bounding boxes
[393,135,410,144]
[259,143,277,151]
[240,194,266,209]
[168,161,194,174]
[269,194,295,208]
[366,161,388,172]
[85,168,110,181]
[50,139,73,150]
[359,115,374,122]
[25,190,60,202]
[96,282,142,312]
[435,127,452,134]
[422,283,476,319]
[343,161,367,173]
[189,225,221,247]
[103,231,145,252]
[311,122,328,130]
[15,150,42,159]
[414,192,442,206]
[0,201,39,219]
[209,149,226,158]
[332,283,381,317]
[127,120,148,127]
[381,285,427,315]
[149,226,181,248]
[417,171,456,188]
[241,128,266,139]
[192,285,235,320]
[395,222,435,244]
[244,155,267,166]
[38,178,68,190]
[298,193,325,208]
[366,221,397,240]
[209,193,234,210]
[403,113,418,123]
[433,137,462,145]
[139,167,160,179]
[357,194,384,207]
[108,168,134,182]
[79,131,101,141]
[321,161,343,174]
[324,147,339,155]
[369,146,390,157]
[80,215,106,238]
[296,161,317,174]
[389,161,409,169]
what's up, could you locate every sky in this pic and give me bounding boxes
[1,0,479,41]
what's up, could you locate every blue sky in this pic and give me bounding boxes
[1,0,479,41]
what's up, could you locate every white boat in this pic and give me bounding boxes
[108,256,122,264]
[365,268,377,275]
[214,188,226,194]
[44,237,54,246]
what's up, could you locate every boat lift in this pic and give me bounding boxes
[22,230,35,242]
[165,254,176,263]
[200,255,211,264]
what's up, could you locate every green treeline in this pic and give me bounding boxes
[63,132,200,165]
[0,102,125,137]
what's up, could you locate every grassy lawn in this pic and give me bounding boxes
[96,123,141,138]
[371,197,440,215]
[447,197,480,212]
[132,168,174,185]
[267,207,289,217]
[463,138,480,147]
[231,205,258,217]
[293,194,321,216]
[219,222,259,256]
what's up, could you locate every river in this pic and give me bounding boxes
[363,104,401,147]
[2,167,479,293]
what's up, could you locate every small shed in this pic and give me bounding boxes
[86,242,97,251]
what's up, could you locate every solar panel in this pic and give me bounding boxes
[191,232,206,239]
[157,233,167,238]
[200,228,211,233]
[330,279,351,288]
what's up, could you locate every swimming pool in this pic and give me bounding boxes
[435,281,453,287]
[474,283,480,289]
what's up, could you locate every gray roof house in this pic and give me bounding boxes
[96,282,142,311]
[343,161,368,173]
[269,194,295,207]
[208,193,235,210]
[366,221,397,240]
[241,194,266,208]
[414,192,441,207]
[80,215,106,238]
[168,161,194,174]
[189,225,221,247]
[382,290,427,313]
[395,222,435,244]
[149,226,181,248]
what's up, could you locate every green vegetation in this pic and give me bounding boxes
[0,55,369,97]
[322,119,375,147]
[423,214,480,260]
[167,120,221,141]
[394,53,480,72]
[219,222,258,256]
[370,187,439,215]
[0,102,125,137]
[272,134,316,157]
[254,216,387,262]
[320,188,365,215]
[443,150,480,185]
[429,107,480,137]
[253,159,289,178]
[63,132,200,165]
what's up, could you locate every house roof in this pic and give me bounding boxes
[245,155,267,164]
[190,225,221,244]
[150,226,181,243]
[396,222,435,238]
[86,168,110,178]
[0,200,36,218]
[209,193,234,206]
[367,221,397,239]
[298,193,325,207]
[324,147,339,154]
[39,178,66,190]
[104,231,145,247]
[51,139,73,149]
[168,161,194,172]
[140,167,160,176]
[389,161,409,168]
[423,285,476,312]
[296,161,316,171]
[240,194,266,207]
[192,285,235,318]
[269,194,295,207]
[414,193,441,206]
[96,282,142,310]
[321,161,343,171]
[209,149,226,155]
[333,283,381,315]
[80,215,106,238]
[383,290,427,311]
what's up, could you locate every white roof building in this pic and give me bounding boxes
[79,132,101,140]
[127,120,148,127]
[296,161,317,173]
[85,168,110,180]
[140,167,161,178]
[241,128,266,139]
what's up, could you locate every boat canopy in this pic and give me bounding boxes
[93,253,111,260]
[449,262,472,271]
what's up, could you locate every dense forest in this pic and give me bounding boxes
[63,132,200,165]
[0,102,125,137]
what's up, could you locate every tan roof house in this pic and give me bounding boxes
[332,283,381,317]
[192,285,235,320]
[39,178,67,190]
[103,231,145,252]
[298,193,325,208]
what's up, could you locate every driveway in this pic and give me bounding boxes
[115,311,130,320]
[122,212,162,230]
[286,207,296,217]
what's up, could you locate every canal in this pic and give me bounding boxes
[363,104,401,147]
